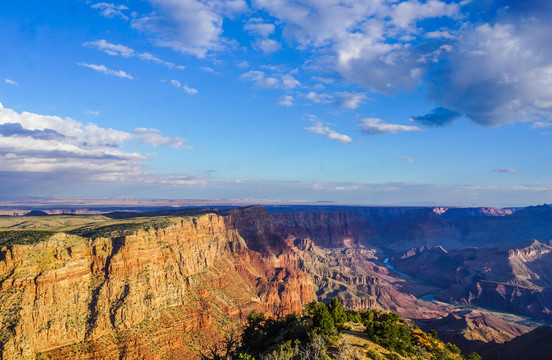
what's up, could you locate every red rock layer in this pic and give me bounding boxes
[0,213,316,359]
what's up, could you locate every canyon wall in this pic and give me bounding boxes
[392,240,552,320]
[0,213,316,359]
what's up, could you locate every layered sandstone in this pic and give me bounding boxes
[392,240,552,320]
[0,213,316,359]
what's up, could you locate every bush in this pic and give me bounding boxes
[466,352,482,360]
[388,352,401,360]
[365,313,415,355]
[446,342,461,354]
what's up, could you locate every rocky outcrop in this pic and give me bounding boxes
[0,213,316,359]
[392,240,552,320]
[271,210,376,248]
[482,326,552,360]
[269,205,552,252]
[415,311,532,356]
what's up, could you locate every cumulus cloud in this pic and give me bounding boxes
[169,79,198,95]
[245,18,280,53]
[411,107,461,127]
[277,95,294,107]
[247,0,552,128]
[77,63,133,79]
[255,38,281,53]
[304,92,332,105]
[252,0,458,94]
[424,5,552,126]
[390,0,459,29]
[91,2,129,21]
[305,121,352,143]
[4,79,17,86]
[0,103,192,183]
[240,70,300,89]
[131,0,224,58]
[359,118,421,135]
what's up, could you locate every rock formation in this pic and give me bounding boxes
[391,240,552,320]
[0,212,316,359]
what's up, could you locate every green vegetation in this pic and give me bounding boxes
[66,218,173,238]
[0,230,56,246]
[0,213,178,243]
[201,298,482,360]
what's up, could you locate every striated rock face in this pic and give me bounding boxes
[0,213,316,359]
[415,310,532,356]
[271,210,376,248]
[392,240,552,320]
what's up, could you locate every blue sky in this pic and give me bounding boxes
[0,0,551,206]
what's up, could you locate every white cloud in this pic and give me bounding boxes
[84,39,184,69]
[277,95,294,107]
[132,128,192,149]
[303,91,366,109]
[359,118,421,135]
[84,110,100,116]
[4,79,17,86]
[77,63,133,79]
[244,20,275,37]
[0,103,192,183]
[311,76,335,84]
[397,156,416,162]
[204,0,248,16]
[304,92,332,105]
[240,70,300,89]
[425,19,552,126]
[255,38,281,53]
[425,30,456,39]
[390,0,459,29]
[91,2,129,21]
[251,0,459,94]
[334,92,368,109]
[84,39,134,57]
[200,66,216,73]
[305,121,352,143]
[169,79,198,95]
[532,120,552,129]
[182,85,198,95]
[131,0,223,58]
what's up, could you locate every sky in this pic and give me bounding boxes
[0,0,551,206]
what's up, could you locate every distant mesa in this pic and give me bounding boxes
[24,210,49,216]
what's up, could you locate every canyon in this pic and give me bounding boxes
[1,204,552,359]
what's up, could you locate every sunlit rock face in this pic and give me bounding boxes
[0,213,316,360]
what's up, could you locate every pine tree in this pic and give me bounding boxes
[328,297,347,326]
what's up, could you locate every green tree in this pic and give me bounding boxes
[446,342,461,354]
[466,352,482,360]
[311,303,335,334]
[428,329,439,339]
[328,297,347,326]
